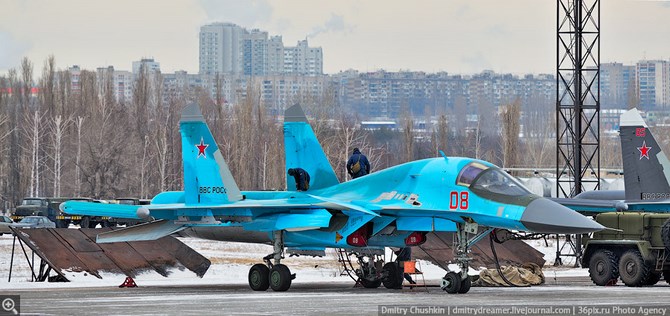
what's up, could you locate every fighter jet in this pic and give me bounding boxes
[558,108,670,213]
[62,104,602,294]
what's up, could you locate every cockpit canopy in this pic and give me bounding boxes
[457,162,531,197]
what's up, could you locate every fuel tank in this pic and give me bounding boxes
[179,226,272,244]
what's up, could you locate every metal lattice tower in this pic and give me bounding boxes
[556,0,600,198]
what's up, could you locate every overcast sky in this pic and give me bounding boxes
[1,0,670,76]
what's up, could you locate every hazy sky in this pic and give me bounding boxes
[1,0,670,76]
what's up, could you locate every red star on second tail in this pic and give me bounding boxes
[638,141,651,160]
[196,137,208,158]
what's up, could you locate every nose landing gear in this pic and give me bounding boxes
[440,222,493,294]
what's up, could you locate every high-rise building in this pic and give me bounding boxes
[242,29,269,76]
[198,23,322,76]
[284,40,323,76]
[68,65,81,93]
[267,36,284,75]
[199,23,245,75]
[600,62,635,109]
[132,58,160,75]
[637,60,670,109]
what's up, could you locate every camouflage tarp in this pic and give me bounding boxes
[472,263,545,287]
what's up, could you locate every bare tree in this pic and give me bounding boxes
[75,116,84,196]
[500,101,521,168]
[434,114,448,155]
[24,110,46,197]
[20,58,33,109]
[154,114,170,192]
[39,56,56,114]
[49,115,71,196]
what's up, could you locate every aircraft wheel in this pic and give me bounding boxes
[619,250,650,287]
[269,264,292,291]
[458,275,471,294]
[382,262,402,289]
[441,272,461,294]
[248,264,270,291]
[360,278,382,288]
[588,249,619,286]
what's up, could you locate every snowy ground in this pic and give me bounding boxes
[0,230,587,290]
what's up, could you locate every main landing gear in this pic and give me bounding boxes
[248,231,296,292]
[440,222,493,294]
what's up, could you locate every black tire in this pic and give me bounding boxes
[458,275,471,294]
[269,264,292,291]
[662,218,670,252]
[382,262,402,289]
[663,270,670,285]
[360,278,382,288]
[588,249,619,286]
[80,216,91,229]
[102,221,112,228]
[248,264,270,291]
[619,250,651,287]
[442,272,461,294]
[644,271,662,286]
[56,220,68,228]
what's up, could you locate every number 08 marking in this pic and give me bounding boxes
[449,191,469,210]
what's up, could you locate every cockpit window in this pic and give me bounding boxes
[470,168,531,196]
[456,162,488,187]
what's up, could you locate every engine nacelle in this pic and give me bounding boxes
[404,232,427,246]
[346,223,371,247]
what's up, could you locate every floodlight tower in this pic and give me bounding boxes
[556,0,600,265]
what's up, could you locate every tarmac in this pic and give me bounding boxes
[4,277,670,315]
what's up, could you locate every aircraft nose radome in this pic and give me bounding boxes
[521,198,604,234]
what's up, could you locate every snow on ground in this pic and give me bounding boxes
[0,231,587,290]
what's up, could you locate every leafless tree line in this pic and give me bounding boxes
[0,56,624,209]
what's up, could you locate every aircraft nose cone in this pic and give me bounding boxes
[521,198,604,234]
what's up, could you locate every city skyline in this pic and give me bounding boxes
[2,0,670,76]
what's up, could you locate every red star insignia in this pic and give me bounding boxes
[196,137,208,159]
[638,141,651,160]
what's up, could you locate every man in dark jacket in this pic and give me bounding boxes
[288,168,310,191]
[346,148,371,179]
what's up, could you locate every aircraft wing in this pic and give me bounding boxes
[142,197,379,217]
[62,196,382,243]
[62,196,379,232]
[64,197,377,215]
[551,197,626,216]
[625,199,670,212]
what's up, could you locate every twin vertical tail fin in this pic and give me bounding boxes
[619,108,670,200]
[180,104,243,205]
[283,105,339,191]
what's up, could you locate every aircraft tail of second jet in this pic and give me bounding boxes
[620,108,670,200]
[283,104,339,191]
[180,104,243,205]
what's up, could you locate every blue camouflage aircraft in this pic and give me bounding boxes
[62,104,603,293]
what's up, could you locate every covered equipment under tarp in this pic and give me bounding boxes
[9,227,210,282]
[413,232,546,270]
[472,263,545,287]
